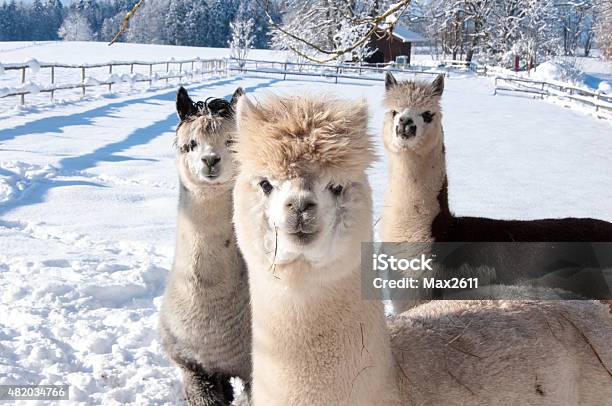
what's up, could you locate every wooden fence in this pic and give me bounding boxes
[494,76,612,114]
[1,58,228,105]
[228,58,446,83]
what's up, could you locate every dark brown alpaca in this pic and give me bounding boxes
[433,178,612,242]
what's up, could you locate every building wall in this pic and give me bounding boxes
[367,33,411,64]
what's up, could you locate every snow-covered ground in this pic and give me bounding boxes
[0,42,287,114]
[0,41,287,65]
[1,43,612,404]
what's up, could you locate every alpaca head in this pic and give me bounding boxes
[233,94,375,284]
[383,72,444,155]
[174,86,244,191]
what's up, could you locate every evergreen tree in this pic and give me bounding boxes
[30,0,46,40]
[45,0,65,40]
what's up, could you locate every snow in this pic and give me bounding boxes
[0,41,287,66]
[384,25,426,43]
[27,59,41,75]
[522,57,612,95]
[1,43,612,404]
[0,42,288,114]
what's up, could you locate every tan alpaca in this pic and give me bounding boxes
[160,87,251,405]
[380,73,447,245]
[233,94,400,405]
[381,72,612,313]
[233,92,612,406]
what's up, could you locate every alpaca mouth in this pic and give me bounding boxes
[287,230,318,244]
[201,169,223,182]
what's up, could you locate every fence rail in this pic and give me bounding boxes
[1,58,228,105]
[229,58,447,83]
[494,76,612,114]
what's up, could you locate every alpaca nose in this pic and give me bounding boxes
[202,154,221,169]
[396,116,417,139]
[285,198,317,216]
[399,116,413,126]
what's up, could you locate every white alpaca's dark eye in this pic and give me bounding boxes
[329,184,343,196]
[421,111,435,123]
[259,179,273,195]
[190,139,198,150]
[390,110,398,117]
[225,139,234,147]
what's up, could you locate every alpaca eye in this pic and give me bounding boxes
[421,111,435,123]
[259,179,273,195]
[225,139,234,147]
[190,139,198,150]
[328,183,343,196]
[390,110,398,117]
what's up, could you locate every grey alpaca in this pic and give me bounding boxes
[160,87,251,405]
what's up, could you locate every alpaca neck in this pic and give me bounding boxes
[382,139,449,242]
[173,183,237,278]
[249,262,399,405]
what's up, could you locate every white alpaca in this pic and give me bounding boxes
[232,93,612,406]
[160,87,251,405]
[233,94,399,405]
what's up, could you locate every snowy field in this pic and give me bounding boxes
[1,42,612,404]
[0,42,287,114]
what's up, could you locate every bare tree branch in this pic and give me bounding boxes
[260,0,413,64]
[108,0,146,46]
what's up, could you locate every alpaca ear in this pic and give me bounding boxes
[176,87,196,121]
[431,74,444,97]
[236,93,256,130]
[231,87,245,108]
[385,71,398,91]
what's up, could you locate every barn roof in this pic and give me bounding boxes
[377,24,426,43]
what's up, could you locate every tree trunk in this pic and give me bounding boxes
[466,49,474,62]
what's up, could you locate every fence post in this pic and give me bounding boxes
[541,82,545,99]
[149,64,153,86]
[166,62,170,85]
[179,63,183,83]
[81,67,86,97]
[20,67,26,105]
[130,63,134,74]
[494,77,497,95]
[283,63,287,80]
[109,65,113,92]
[335,66,339,84]
[50,66,55,101]
[595,92,600,112]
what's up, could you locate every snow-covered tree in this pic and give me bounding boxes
[516,0,560,67]
[58,10,93,41]
[45,0,65,40]
[595,0,612,59]
[270,0,397,62]
[229,14,255,66]
[556,0,598,57]
[30,0,47,39]
[0,1,20,41]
